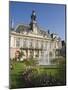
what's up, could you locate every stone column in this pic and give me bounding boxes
[53,50,56,58]
[39,50,41,59]
[47,51,51,65]
[34,50,36,58]
[26,50,28,59]
[28,50,30,58]
[23,50,26,59]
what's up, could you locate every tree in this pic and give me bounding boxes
[18,47,24,60]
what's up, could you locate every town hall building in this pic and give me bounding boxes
[10,10,62,65]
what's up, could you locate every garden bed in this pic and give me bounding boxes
[10,60,66,89]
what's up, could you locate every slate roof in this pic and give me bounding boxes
[16,24,30,33]
[16,24,48,34]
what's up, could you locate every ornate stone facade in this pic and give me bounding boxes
[10,11,62,65]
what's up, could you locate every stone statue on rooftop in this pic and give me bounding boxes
[31,10,36,21]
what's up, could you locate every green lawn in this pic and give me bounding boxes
[10,61,26,74]
[10,61,58,76]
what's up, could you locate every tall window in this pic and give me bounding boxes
[41,41,43,49]
[45,42,47,49]
[30,39,33,48]
[23,39,27,48]
[16,38,20,48]
[35,40,38,48]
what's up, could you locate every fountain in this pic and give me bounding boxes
[38,50,51,65]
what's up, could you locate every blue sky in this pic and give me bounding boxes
[9,1,66,40]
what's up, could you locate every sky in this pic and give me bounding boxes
[9,1,66,40]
